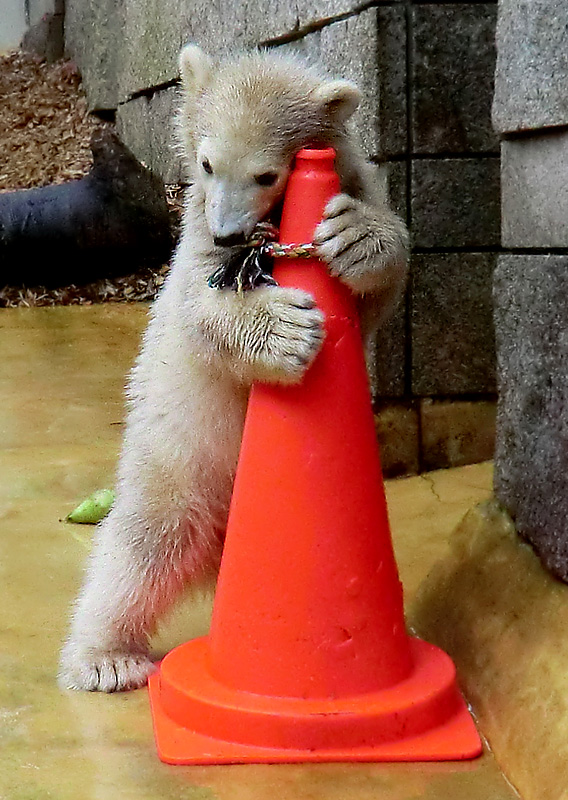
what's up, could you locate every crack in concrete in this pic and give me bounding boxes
[420,473,442,503]
[122,78,180,106]
[260,0,388,48]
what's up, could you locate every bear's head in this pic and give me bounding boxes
[177,44,361,246]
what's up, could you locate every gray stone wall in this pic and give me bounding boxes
[492,0,568,582]
[64,0,500,474]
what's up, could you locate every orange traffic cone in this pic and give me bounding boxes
[148,146,482,764]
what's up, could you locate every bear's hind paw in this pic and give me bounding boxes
[58,649,156,693]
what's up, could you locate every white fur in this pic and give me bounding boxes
[59,45,408,692]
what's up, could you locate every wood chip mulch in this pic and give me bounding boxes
[0,50,102,191]
[0,50,181,308]
[0,266,171,308]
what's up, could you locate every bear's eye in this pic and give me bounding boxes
[255,172,278,187]
[202,159,213,175]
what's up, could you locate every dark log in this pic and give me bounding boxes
[0,128,174,287]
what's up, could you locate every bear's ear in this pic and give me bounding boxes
[179,44,213,96]
[313,80,361,123]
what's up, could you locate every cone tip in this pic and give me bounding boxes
[295,145,336,162]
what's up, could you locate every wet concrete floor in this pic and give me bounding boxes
[0,306,518,799]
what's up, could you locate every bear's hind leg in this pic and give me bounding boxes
[59,505,218,692]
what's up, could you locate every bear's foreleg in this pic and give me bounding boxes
[193,283,325,386]
[313,193,408,299]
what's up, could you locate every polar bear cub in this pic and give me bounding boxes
[59,45,408,692]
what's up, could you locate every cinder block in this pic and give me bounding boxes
[411,158,500,249]
[118,0,185,101]
[493,0,568,134]
[376,5,407,159]
[412,4,498,154]
[420,398,496,472]
[374,403,419,478]
[494,254,568,582]
[372,301,406,399]
[385,160,408,226]
[411,253,497,396]
[116,88,183,184]
[64,0,122,111]
[501,130,568,248]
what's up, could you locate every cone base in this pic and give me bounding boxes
[148,637,482,765]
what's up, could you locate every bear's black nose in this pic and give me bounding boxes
[214,232,247,247]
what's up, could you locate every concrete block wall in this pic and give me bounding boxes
[379,1,499,474]
[492,0,568,582]
[63,0,501,475]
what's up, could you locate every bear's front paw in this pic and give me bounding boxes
[314,194,386,294]
[256,288,325,384]
[58,643,156,692]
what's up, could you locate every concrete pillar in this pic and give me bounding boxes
[492,0,568,581]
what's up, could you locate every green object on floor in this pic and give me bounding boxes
[67,488,115,524]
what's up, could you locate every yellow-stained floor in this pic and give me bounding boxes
[0,306,518,799]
